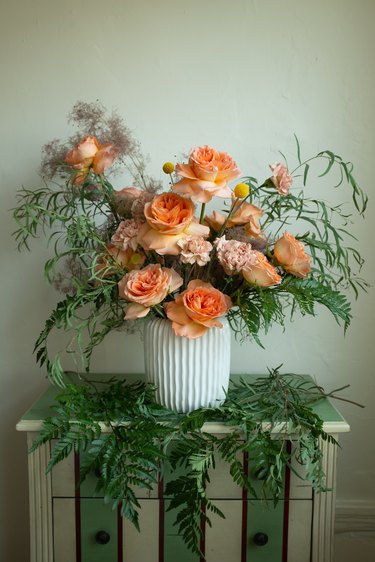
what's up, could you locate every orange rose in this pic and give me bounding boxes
[205,197,263,238]
[92,144,118,174]
[164,280,232,338]
[173,145,241,203]
[274,232,311,278]
[65,136,99,165]
[95,244,145,278]
[139,192,209,255]
[118,264,183,320]
[242,251,282,287]
[64,135,118,184]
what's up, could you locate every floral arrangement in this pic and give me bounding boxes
[13,101,367,385]
[14,102,368,556]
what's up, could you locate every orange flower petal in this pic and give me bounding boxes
[185,221,210,238]
[164,300,191,325]
[139,225,184,255]
[92,144,118,174]
[175,163,198,180]
[169,269,184,293]
[124,303,150,320]
[172,319,208,339]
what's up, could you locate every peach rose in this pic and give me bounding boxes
[205,197,263,238]
[139,192,209,255]
[173,145,241,203]
[64,135,118,184]
[269,163,293,196]
[242,251,282,287]
[65,136,98,168]
[274,232,311,278]
[95,244,145,278]
[164,280,232,338]
[92,144,118,174]
[118,264,183,320]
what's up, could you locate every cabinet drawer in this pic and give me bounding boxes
[204,499,312,562]
[163,451,311,500]
[51,441,312,501]
[51,446,156,499]
[53,498,160,562]
[53,495,312,562]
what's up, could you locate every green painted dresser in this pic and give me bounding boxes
[17,374,349,562]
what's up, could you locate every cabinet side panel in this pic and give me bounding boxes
[53,498,76,562]
[123,499,159,562]
[312,437,338,562]
[288,500,313,562]
[27,433,53,562]
[206,451,243,499]
[205,500,242,562]
[290,456,313,500]
[51,443,75,497]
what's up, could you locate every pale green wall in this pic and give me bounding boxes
[1,0,374,558]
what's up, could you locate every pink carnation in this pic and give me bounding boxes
[269,163,293,196]
[177,236,213,266]
[111,219,141,251]
[214,236,257,275]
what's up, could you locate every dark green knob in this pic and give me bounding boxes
[253,532,268,546]
[95,530,110,544]
[253,466,268,480]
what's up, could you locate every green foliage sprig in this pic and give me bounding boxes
[31,368,349,556]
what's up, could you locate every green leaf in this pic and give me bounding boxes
[303,163,310,186]
[294,134,302,164]
[318,150,335,177]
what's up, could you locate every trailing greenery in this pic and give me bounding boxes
[31,368,350,557]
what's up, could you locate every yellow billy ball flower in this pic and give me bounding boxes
[162,162,175,174]
[234,183,250,198]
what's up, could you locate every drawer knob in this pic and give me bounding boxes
[95,530,111,545]
[253,467,268,480]
[253,532,269,546]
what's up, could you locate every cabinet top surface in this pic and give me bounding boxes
[16,373,350,433]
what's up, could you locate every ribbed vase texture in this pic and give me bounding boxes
[144,318,231,413]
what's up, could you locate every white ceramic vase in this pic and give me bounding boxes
[143,317,231,413]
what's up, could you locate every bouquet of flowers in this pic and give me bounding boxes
[13,102,367,385]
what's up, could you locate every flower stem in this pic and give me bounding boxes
[199,203,206,224]
[216,197,246,238]
[99,175,121,224]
